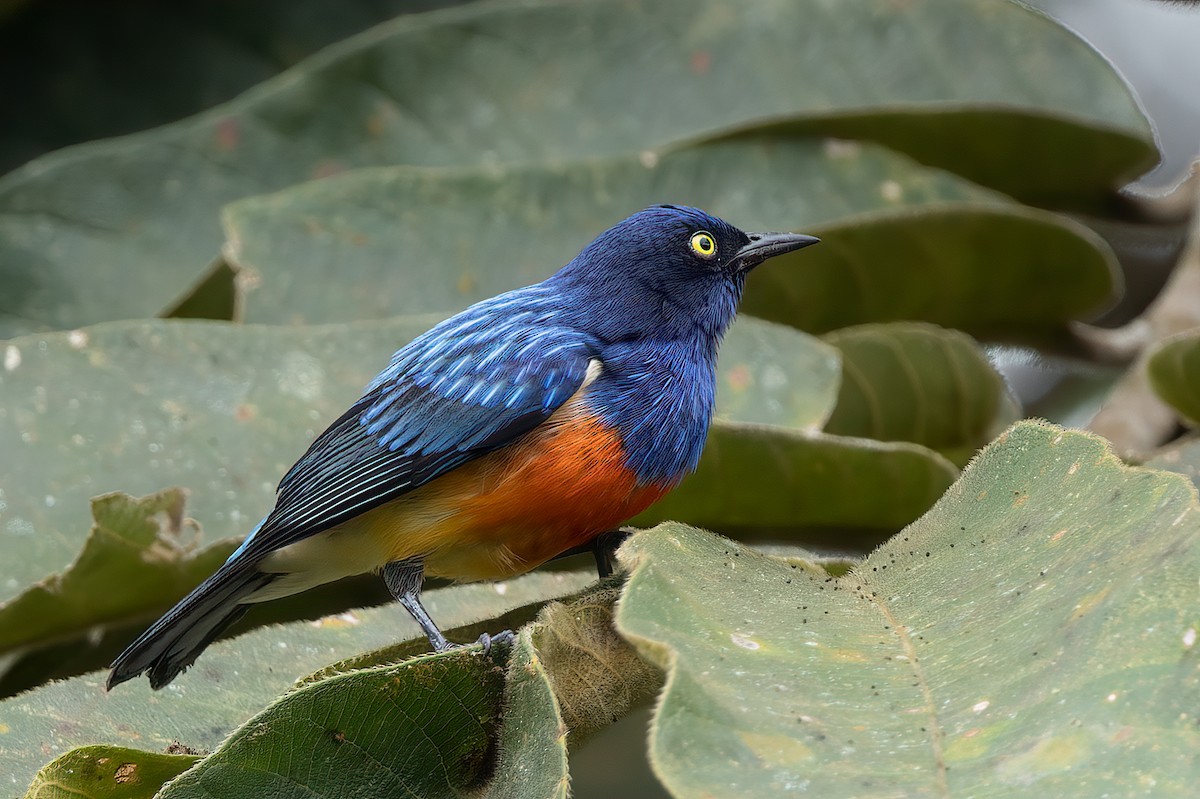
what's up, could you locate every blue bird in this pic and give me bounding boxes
[108,205,818,689]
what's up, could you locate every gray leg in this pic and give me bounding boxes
[381,558,513,654]
[382,559,453,652]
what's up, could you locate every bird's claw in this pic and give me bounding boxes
[431,628,515,656]
[476,629,514,656]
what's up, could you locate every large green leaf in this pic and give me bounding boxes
[223,138,996,324]
[1147,329,1200,427]
[0,316,829,638]
[616,422,1200,797]
[480,628,571,799]
[0,1,462,174]
[0,0,1150,336]
[0,490,233,663]
[158,647,509,798]
[638,424,957,537]
[0,318,426,608]
[222,139,1114,339]
[740,207,1119,337]
[712,316,839,431]
[23,746,200,799]
[1,570,594,793]
[822,322,1015,465]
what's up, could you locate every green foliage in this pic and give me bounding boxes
[2,0,1197,795]
[639,425,957,533]
[0,319,429,609]
[0,490,232,666]
[0,562,594,789]
[220,139,1113,332]
[159,649,508,798]
[618,423,1200,796]
[0,0,1149,337]
[26,746,200,799]
[1147,329,1200,426]
[741,209,1118,339]
[0,1,463,173]
[822,322,1016,464]
[11,426,1198,797]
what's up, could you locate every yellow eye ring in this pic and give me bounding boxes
[689,231,717,259]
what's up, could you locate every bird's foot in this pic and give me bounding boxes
[432,629,514,657]
[476,629,515,656]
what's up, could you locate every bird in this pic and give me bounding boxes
[107,205,818,689]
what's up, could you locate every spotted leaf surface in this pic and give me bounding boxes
[23,746,200,799]
[616,422,1200,797]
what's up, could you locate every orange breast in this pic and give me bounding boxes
[404,411,671,579]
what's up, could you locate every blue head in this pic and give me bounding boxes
[548,205,819,342]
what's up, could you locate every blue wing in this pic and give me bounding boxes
[232,291,597,562]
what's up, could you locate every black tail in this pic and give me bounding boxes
[107,566,274,690]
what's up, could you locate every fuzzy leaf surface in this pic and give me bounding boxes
[617,422,1200,796]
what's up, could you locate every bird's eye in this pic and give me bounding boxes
[689,231,717,259]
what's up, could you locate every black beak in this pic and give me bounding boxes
[731,232,820,272]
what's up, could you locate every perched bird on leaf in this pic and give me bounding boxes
[107,205,818,689]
